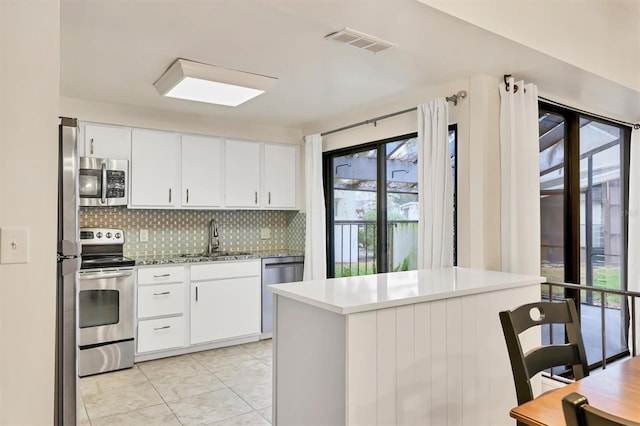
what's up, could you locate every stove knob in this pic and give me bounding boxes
[115,232,121,239]
[96,232,103,238]
[106,232,112,239]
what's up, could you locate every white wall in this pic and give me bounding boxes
[0,0,60,424]
[304,76,502,269]
[468,75,501,270]
[61,96,303,145]
[419,0,640,93]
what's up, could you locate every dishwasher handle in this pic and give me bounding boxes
[264,262,304,269]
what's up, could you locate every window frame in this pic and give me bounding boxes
[539,100,632,367]
[323,126,457,278]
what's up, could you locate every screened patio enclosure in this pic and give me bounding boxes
[539,108,629,365]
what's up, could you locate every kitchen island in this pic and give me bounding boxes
[268,267,544,426]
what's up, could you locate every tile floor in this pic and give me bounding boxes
[78,339,273,425]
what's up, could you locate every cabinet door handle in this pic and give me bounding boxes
[195,286,198,302]
[268,191,271,204]
[153,273,170,278]
[255,191,258,204]
[153,291,170,296]
[90,138,94,155]
[186,188,189,203]
[169,188,172,203]
[153,325,171,331]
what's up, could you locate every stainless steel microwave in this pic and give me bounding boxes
[79,157,128,206]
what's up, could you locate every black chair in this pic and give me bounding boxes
[562,392,640,426]
[499,299,589,406]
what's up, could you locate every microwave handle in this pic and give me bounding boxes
[101,163,107,204]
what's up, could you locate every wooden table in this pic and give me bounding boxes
[510,356,640,425]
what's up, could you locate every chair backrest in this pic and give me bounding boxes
[562,392,640,426]
[499,299,589,405]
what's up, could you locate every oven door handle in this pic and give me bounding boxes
[80,271,134,280]
[101,163,107,204]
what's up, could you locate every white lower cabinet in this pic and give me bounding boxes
[136,265,187,354]
[137,316,185,353]
[190,261,261,345]
[136,260,261,357]
[138,283,184,319]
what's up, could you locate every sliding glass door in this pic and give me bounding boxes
[539,102,631,367]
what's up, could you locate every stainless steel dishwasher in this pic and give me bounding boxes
[261,256,304,338]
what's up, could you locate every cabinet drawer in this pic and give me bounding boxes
[138,283,184,318]
[137,316,185,353]
[191,260,260,281]
[137,266,184,284]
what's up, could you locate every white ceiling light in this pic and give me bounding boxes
[154,59,277,107]
[325,27,398,53]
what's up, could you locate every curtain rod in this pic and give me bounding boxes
[539,96,640,130]
[321,90,468,137]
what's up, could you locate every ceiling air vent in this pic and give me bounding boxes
[325,27,397,53]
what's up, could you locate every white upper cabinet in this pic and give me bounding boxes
[224,140,298,209]
[81,123,131,160]
[263,143,297,209]
[130,129,181,208]
[181,135,222,208]
[103,121,299,210]
[224,139,261,208]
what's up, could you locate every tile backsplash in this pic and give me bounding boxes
[80,207,305,258]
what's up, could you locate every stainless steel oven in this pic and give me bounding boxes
[78,228,136,377]
[79,157,128,206]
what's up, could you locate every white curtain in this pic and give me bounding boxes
[499,77,540,275]
[303,133,327,280]
[417,98,454,269]
[627,128,640,353]
[500,77,540,276]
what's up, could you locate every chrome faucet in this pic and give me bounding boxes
[207,218,219,254]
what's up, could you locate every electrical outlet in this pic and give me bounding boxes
[140,229,149,242]
[260,227,271,239]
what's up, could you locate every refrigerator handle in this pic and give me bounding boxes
[101,163,107,204]
[58,118,80,257]
[56,257,79,426]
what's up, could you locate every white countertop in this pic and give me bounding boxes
[268,267,544,315]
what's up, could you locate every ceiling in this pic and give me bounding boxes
[61,0,640,130]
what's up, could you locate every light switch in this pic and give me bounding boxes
[0,227,29,264]
[260,227,271,239]
[140,229,149,242]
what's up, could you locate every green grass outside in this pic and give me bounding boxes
[333,255,412,278]
[334,262,377,278]
[541,265,623,308]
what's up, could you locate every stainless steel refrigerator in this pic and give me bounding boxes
[55,117,80,425]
